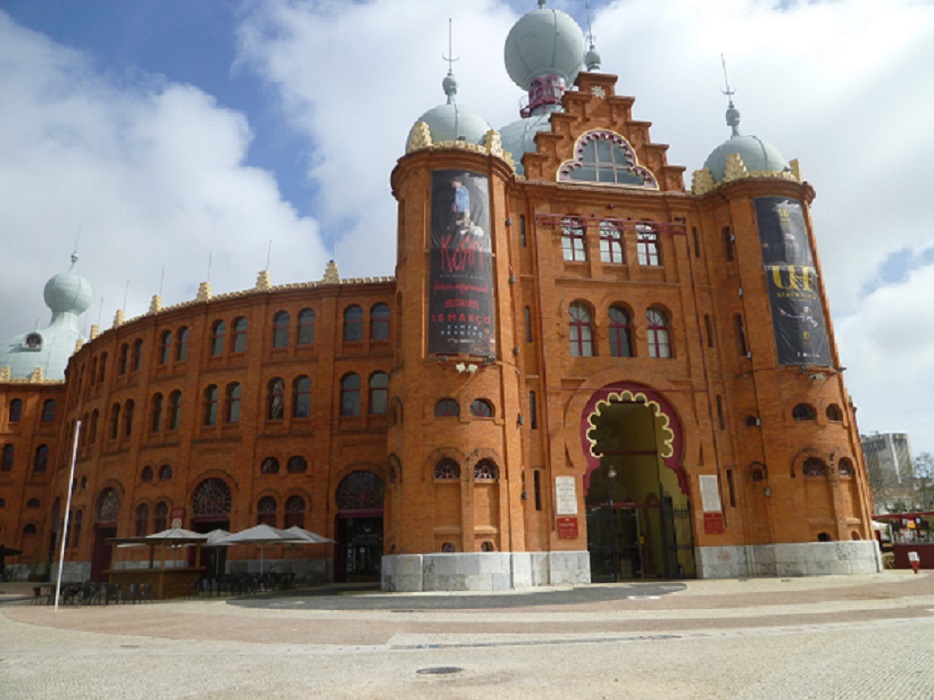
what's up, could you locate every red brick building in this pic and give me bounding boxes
[0,3,879,590]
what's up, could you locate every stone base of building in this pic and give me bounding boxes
[381,551,591,592]
[695,541,883,579]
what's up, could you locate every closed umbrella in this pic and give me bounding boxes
[282,526,334,544]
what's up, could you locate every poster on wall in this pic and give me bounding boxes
[428,169,496,357]
[754,197,831,367]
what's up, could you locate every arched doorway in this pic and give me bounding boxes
[91,487,120,582]
[334,470,384,582]
[189,478,232,579]
[582,385,694,581]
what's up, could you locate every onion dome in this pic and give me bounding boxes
[406,67,492,151]
[499,2,587,176]
[43,253,93,315]
[703,100,790,183]
[504,1,586,96]
[0,254,92,380]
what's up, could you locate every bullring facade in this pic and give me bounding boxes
[0,2,880,590]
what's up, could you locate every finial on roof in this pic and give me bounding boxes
[538,0,546,8]
[442,18,459,105]
[584,0,601,71]
[720,53,740,136]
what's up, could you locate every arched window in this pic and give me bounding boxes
[470,399,494,418]
[159,464,173,480]
[118,343,129,375]
[135,503,149,537]
[293,376,312,418]
[561,218,587,261]
[284,495,306,528]
[287,455,308,474]
[191,478,232,518]
[343,305,364,342]
[231,317,248,353]
[473,459,499,481]
[803,458,827,477]
[89,409,99,443]
[176,327,190,362]
[608,305,632,357]
[260,457,280,475]
[141,465,154,482]
[123,399,134,437]
[826,404,843,421]
[210,320,226,356]
[341,373,361,416]
[369,372,389,414]
[745,415,760,427]
[98,351,107,383]
[559,131,655,187]
[434,459,460,480]
[131,339,143,371]
[268,378,285,420]
[792,403,817,421]
[41,399,56,423]
[838,458,854,477]
[636,224,660,266]
[8,399,22,423]
[96,487,120,523]
[109,403,121,439]
[723,227,736,261]
[226,383,242,423]
[153,501,169,531]
[335,471,384,510]
[257,496,277,526]
[599,221,623,263]
[151,393,163,432]
[33,444,49,473]
[435,399,460,417]
[298,308,316,345]
[646,307,671,358]
[23,523,38,535]
[273,311,290,348]
[168,391,182,430]
[159,330,172,365]
[203,385,219,426]
[371,303,391,340]
[568,302,594,357]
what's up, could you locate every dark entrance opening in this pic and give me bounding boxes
[333,470,384,583]
[585,397,694,580]
[90,524,116,582]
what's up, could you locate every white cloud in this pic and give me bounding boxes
[0,12,328,338]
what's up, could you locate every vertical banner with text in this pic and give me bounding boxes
[754,197,831,366]
[428,169,496,357]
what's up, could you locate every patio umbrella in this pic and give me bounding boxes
[217,524,300,574]
[203,528,232,547]
[282,526,334,544]
[144,527,209,545]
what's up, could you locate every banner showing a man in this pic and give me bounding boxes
[754,197,813,267]
[428,170,495,357]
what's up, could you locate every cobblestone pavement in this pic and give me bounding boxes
[2,571,933,699]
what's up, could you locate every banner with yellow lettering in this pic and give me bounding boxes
[755,198,831,366]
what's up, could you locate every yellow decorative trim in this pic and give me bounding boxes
[113,309,125,327]
[557,129,658,190]
[322,260,340,285]
[255,270,271,291]
[407,121,432,152]
[724,153,749,182]
[691,168,715,195]
[149,294,162,314]
[584,389,675,460]
[196,281,211,302]
[789,158,801,181]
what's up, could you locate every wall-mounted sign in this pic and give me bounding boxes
[557,517,579,539]
[699,474,721,513]
[555,476,578,515]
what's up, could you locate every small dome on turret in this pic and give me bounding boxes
[43,253,93,315]
[704,100,790,183]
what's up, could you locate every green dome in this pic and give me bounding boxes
[504,5,585,90]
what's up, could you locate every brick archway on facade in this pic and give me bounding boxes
[579,381,686,495]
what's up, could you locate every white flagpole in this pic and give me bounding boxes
[54,420,81,611]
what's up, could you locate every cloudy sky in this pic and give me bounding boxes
[1,0,932,455]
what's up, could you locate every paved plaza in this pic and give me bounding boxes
[2,571,933,699]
